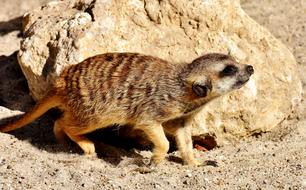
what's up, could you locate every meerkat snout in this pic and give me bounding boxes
[231,64,254,89]
[246,65,254,75]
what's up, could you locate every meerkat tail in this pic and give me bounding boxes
[0,93,61,132]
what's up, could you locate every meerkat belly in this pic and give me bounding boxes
[63,90,130,124]
[63,85,182,128]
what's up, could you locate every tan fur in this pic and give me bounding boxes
[0,52,253,165]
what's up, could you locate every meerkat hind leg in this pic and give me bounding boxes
[64,129,96,155]
[53,119,67,143]
[56,114,96,155]
[138,124,170,165]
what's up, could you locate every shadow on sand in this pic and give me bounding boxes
[0,16,23,37]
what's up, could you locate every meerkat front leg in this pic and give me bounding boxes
[164,118,201,166]
[175,124,201,166]
[136,123,170,165]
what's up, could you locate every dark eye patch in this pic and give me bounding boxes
[220,65,238,77]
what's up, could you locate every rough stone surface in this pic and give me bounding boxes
[17,0,302,144]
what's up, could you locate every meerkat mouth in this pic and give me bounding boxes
[234,78,250,88]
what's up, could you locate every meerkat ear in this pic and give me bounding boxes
[192,81,212,97]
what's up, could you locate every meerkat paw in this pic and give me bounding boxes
[184,158,203,166]
[79,140,96,155]
[145,156,164,171]
[150,151,168,166]
[64,130,96,156]
[181,153,203,166]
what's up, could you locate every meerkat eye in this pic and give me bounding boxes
[220,65,238,77]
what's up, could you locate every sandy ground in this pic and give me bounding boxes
[0,0,305,189]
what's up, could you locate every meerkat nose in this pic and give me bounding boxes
[246,65,254,75]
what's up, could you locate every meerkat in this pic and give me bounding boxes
[0,52,254,166]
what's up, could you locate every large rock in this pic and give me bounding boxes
[17,0,302,144]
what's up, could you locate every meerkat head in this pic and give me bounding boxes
[182,53,254,100]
